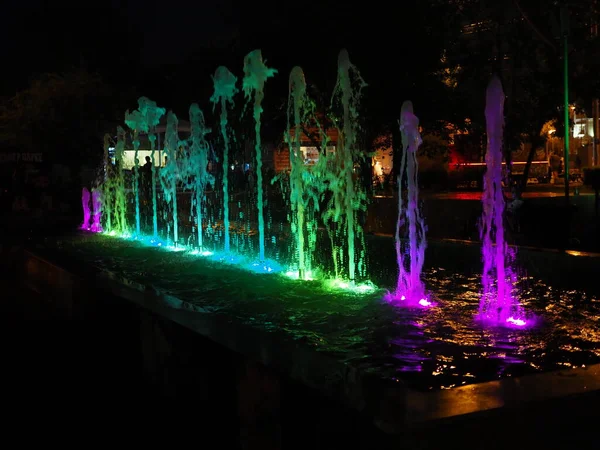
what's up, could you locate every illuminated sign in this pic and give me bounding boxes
[0,153,43,163]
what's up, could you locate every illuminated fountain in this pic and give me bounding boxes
[124,110,142,235]
[80,187,91,230]
[161,111,181,246]
[385,101,430,307]
[186,104,214,249]
[90,188,103,233]
[125,97,166,238]
[102,134,112,232]
[66,51,600,394]
[211,66,238,253]
[112,126,129,234]
[326,49,368,282]
[83,54,531,314]
[478,77,527,327]
[98,127,130,236]
[284,66,321,280]
[145,99,166,238]
[242,49,277,262]
[83,50,379,288]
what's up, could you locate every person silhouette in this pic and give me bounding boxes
[142,156,152,173]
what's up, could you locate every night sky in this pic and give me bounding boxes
[2,1,450,121]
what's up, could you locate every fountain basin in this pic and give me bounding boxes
[14,232,600,431]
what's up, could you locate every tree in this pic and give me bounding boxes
[2,4,143,97]
[436,0,600,193]
[0,69,137,167]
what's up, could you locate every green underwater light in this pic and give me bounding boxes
[101,231,378,294]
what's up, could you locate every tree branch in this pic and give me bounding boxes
[513,0,558,51]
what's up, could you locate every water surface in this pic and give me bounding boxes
[41,233,600,391]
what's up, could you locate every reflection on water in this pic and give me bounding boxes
[432,190,593,200]
[43,234,600,392]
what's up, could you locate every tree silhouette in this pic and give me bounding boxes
[0,69,137,167]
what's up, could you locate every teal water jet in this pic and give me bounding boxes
[187,104,214,249]
[125,98,166,237]
[124,110,142,235]
[162,111,180,246]
[211,66,238,253]
[242,49,277,262]
[112,126,128,234]
[141,98,166,238]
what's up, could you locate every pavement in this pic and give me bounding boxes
[370,184,600,252]
[382,182,596,200]
[0,277,248,445]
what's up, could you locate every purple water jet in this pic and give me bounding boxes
[80,187,91,230]
[385,101,430,308]
[478,77,526,327]
[102,134,112,232]
[90,188,103,233]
